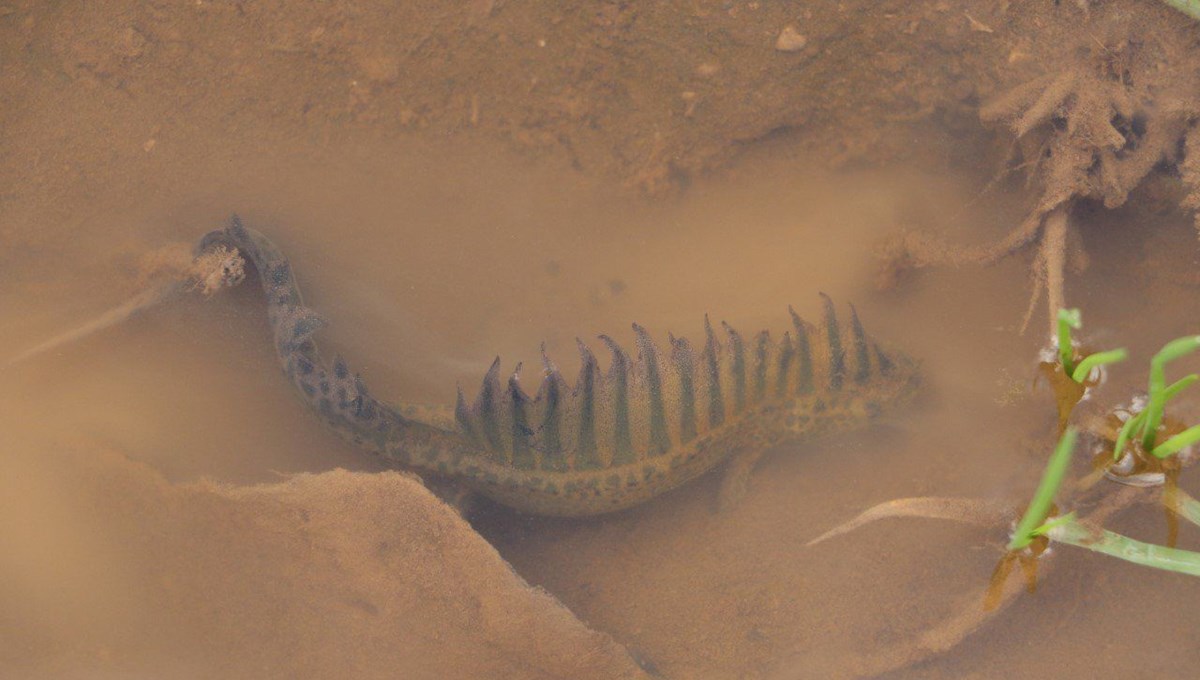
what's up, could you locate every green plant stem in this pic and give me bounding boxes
[1160,0,1200,21]
[1165,374,1200,401]
[1141,337,1200,451]
[1113,411,1146,461]
[1048,517,1200,577]
[1057,308,1081,376]
[1153,424,1200,458]
[1009,428,1077,551]
[1071,348,1128,384]
[1032,512,1076,537]
[1112,376,1197,460]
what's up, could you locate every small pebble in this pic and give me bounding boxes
[115,26,147,59]
[774,25,807,52]
[356,54,400,84]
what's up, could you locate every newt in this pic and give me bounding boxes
[198,216,920,516]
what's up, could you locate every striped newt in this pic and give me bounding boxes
[198,216,920,516]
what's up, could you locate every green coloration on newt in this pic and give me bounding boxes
[198,216,921,516]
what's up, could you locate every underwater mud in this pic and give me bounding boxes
[5,1,1200,678]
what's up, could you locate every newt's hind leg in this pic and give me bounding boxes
[716,448,761,512]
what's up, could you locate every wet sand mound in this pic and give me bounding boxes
[0,448,645,680]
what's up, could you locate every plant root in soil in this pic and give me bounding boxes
[879,21,1200,337]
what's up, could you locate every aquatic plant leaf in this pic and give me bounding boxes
[1153,424,1200,459]
[1142,337,1200,451]
[1112,376,1196,460]
[1048,517,1200,577]
[1056,308,1081,375]
[1160,0,1200,21]
[1166,374,1200,401]
[1070,348,1127,383]
[1112,410,1147,461]
[1009,428,1076,550]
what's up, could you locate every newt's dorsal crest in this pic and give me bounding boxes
[199,216,919,516]
[452,298,919,476]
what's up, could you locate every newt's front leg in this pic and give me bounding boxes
[716,448,759,512]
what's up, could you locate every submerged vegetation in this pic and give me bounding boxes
[813,309,1200,675]
[1040,308,1127,431]
[1007,427,1200,577]
[1054,308,1128,385]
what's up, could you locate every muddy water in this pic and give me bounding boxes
[6,125,1200,679]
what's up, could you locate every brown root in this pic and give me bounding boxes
[873,211,1045,294]
[881,21,1197,336]
[806,496,1013,547]
[1029,208,1069,335]
[811,484,1151,678]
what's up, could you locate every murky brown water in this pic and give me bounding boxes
[6,2,1200,679]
